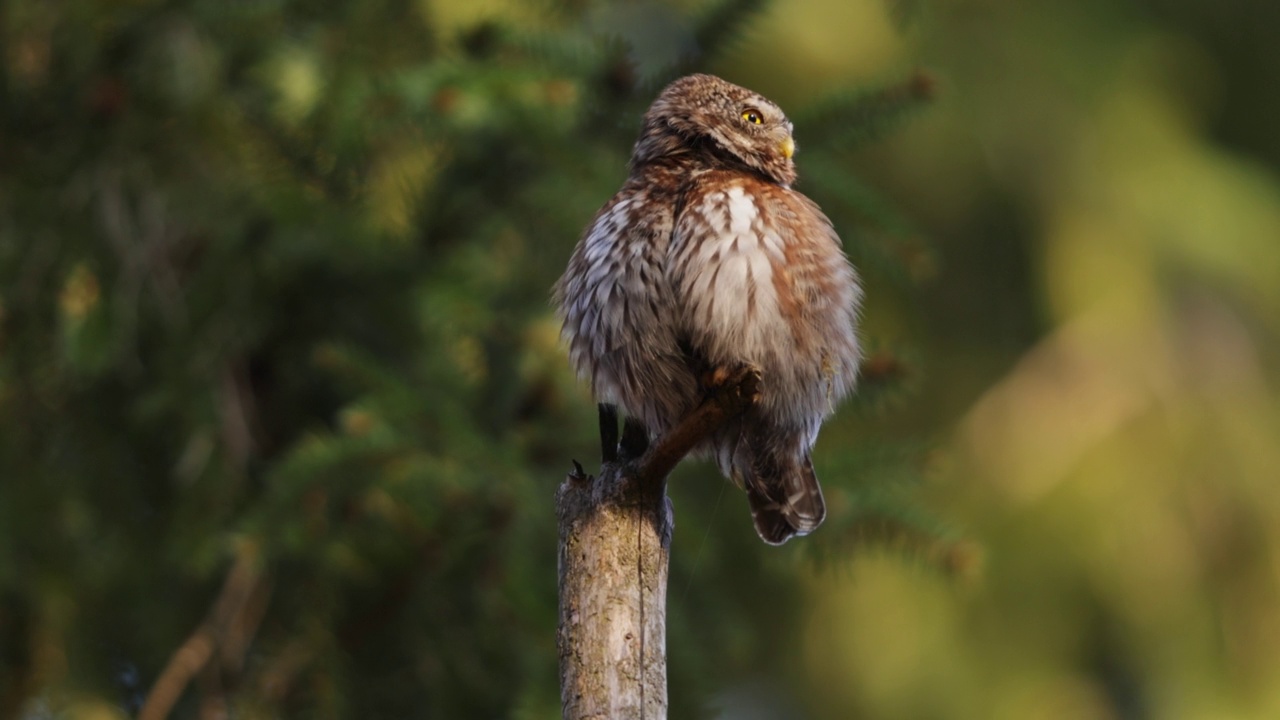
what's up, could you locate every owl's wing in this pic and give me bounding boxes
[554,184,694,430]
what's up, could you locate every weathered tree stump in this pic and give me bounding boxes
[556,366,761,720]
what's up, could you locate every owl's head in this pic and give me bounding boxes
[631,74,797,186]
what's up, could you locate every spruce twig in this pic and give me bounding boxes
[797,69,937,151]
[690,0,770,65]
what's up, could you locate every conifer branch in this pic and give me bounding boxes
[797,69,937,151]
[690,0,770,65]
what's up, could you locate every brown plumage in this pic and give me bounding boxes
[554,74,862,545]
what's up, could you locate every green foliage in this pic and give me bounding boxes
[796,71,936,154]
[0,0,930,717]
[689,0,771,68]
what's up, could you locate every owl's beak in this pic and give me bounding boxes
[780,135,795,159]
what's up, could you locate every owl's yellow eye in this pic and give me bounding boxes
[742,109,763,125]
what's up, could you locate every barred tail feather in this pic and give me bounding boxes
[742,452,826,545]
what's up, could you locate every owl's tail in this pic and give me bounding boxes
[736,446,827,546]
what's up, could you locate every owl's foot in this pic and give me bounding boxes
[598,403,619,464]
[619,416,650,461]
[598,403,650,464]
[705,363,763,414]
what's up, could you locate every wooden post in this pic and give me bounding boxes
[556,366,761,720]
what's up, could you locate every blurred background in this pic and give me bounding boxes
[3,0,1279,717]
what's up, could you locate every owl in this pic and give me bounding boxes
[554,74,862,545]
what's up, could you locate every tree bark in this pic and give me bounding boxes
[556,366,760,720]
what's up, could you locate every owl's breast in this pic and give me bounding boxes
[669,172,862,418]
[686,187,787,350]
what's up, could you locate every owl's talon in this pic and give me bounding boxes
[731,365,763,404]
[705,363,762,410]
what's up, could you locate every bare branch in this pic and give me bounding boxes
[139,545,266,720]
[634,364,761,485]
